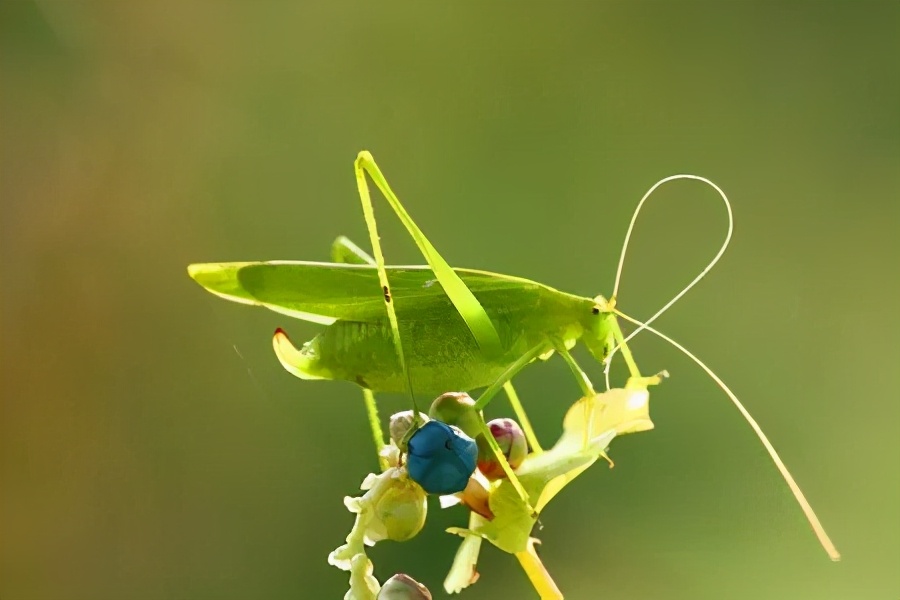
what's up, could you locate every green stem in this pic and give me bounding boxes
[471,343,548,517]
[516,537,563,600]
[476,414,535,516]
[503,382,543,453]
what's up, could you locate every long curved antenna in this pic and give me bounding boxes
[611,174,734,348]
[614,308,841,561]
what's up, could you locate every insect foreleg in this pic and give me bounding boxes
[555,344,602,449]
[555,344,596,398]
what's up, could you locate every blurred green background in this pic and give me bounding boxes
[2,1,898,599]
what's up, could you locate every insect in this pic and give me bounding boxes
[188,151,840,563]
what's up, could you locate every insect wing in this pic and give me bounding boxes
[188,261,550,324]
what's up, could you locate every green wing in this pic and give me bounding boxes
[188,261,554,324]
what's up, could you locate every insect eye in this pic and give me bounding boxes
[444,439,453,450]
[591,306,601,315]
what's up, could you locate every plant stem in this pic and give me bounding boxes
[503,381,543,453]
[516,538,563,600]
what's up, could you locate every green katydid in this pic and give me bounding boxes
[187,151,840,568]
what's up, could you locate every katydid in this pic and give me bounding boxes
[188,151,840,562]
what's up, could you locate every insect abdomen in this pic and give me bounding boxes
[299,313,524,394]
[291,289,591,394]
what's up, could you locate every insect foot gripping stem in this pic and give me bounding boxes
[406,421,478,495]
[389,410,430,452]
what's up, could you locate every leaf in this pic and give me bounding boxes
[444,515,486,594]
[460,384,655,554]
[478,480,536,553]
[553,387,654,456]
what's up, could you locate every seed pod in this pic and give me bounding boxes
[428,392,481,438]
[476,418,528,480]
[407,420,477,495]
[367,476,428,543]
[377,573,432,599]
[389,410,430,451]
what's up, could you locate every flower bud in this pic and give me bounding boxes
[389,410,430,451]
[458,476,493,520]
[476,418,528,480]
[368,476,428,543]
[377,573,433,599]
[428,392,480,438]
[407,420,477,495]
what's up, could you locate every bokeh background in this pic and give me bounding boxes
[2,1,898,599]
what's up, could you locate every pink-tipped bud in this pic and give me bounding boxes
[476,418,528,480]
[377,573,432,599]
